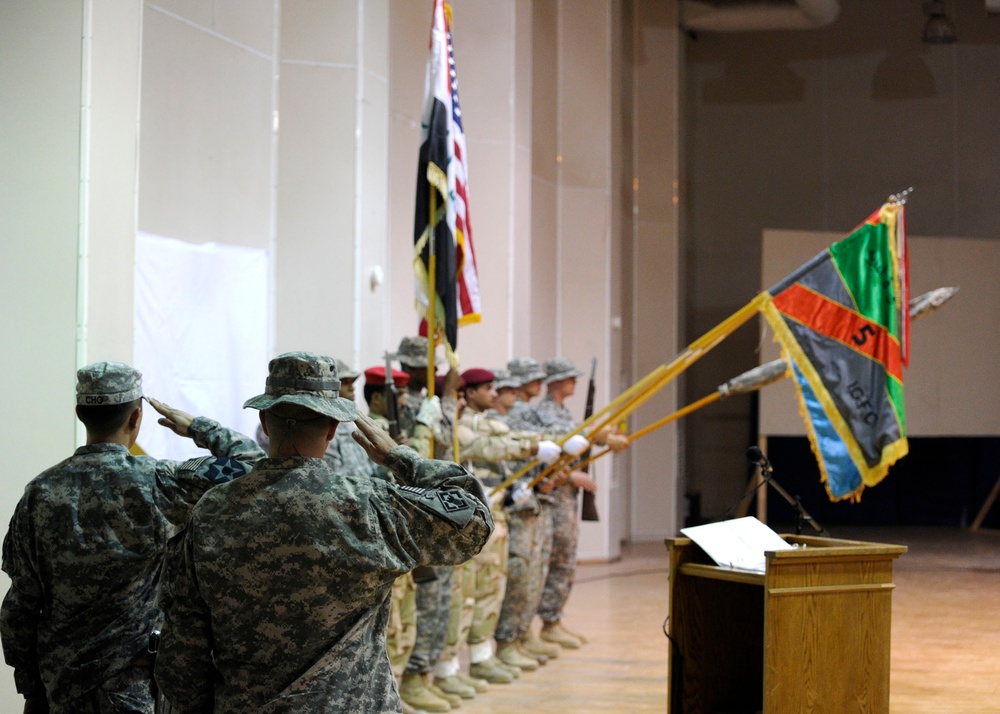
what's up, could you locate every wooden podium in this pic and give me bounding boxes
[664,534,907,713]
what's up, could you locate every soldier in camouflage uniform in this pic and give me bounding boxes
[391,338,469,712]
[154,352,493,713]
[435,368,565,695]
[361,365,421,714]
[1,361,262,713]
[535,357,628,650]
[491,358,558,672]
[322,359,378,478]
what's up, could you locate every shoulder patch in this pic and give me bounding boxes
[396,484,476,528]
[181,456,253,484]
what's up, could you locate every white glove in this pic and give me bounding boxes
[510,482,533,506]
[416,395,442,427]
[536,440,561,465]
[562,434,590,456]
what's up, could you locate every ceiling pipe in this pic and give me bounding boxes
[681,0,840,32]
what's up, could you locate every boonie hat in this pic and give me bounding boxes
[334,359,360,381]
[77,361,143,406]
[544,357,584,384]
[492,368,520,391]
[507,357,546,385]
[395,336,431,368]
[243,352,358,421]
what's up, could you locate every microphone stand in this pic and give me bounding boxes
[753,457,829,537]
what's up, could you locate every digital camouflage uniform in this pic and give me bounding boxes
[0,361,262,712]
[535,389,583,625]
[366,413,416,677]
[446,409,537,661]
[155,447,492,713]
[325,421,379,479]
[495,395,551,645]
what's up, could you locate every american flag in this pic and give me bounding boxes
[413,0,481,365]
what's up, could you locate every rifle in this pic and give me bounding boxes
[384,351,401,441]
[385,352,437,583]
[580,358,600,521]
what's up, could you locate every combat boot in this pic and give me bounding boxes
[540,621,582,649]
[399,672,451,713]
[427,680,462,708]
[400,700,423,714]
[455,671,489,693]
[496,640,539,671]
[517,638,547,665]
[559,621,589,644]
[520,634,560,660]
[434,675,476,700]
[469,656,514,684]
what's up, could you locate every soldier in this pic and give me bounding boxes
[536,357,628,649]
[492,357,557,673]
[435,368,566,696]
[488,368,520,417]
[154,352,493,713]
[1,361,262,713]
[392,338,469,712]
[322,359,377,478]
[362,365,422,714]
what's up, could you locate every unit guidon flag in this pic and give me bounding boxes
[760,202,910,500]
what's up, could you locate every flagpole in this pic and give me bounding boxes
[427,187,437,401]
[490,292,770,497]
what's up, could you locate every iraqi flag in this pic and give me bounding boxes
[760,201,910,501]
[413,0,481,365]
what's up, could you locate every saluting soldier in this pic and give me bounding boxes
[154,352,493,713]
[1,361,262,713]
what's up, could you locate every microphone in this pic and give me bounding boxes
[746,445,771,472]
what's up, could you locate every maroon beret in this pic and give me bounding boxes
[461,368,495,388]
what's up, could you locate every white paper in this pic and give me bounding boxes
[680,516,794,573]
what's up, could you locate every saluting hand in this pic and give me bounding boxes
[147,397,195,437]
[352,413,398,466]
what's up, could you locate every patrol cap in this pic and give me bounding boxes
[334,359,360,381]
[507,357,546,385]
[363,365,410,388]
[544,357,584,384]
[76,361,143,406]
[461,368,495,388]
[243,352,358,421]
[492,368,519,391]
[395,336,431,368]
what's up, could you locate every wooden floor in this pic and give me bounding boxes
[456,526,1000,713]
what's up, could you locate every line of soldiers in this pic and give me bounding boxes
[0,339,626,713]
[369,337,630,713]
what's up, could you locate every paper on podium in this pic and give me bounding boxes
[680,516,794,573]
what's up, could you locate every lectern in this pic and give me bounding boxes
[664,534,906,713]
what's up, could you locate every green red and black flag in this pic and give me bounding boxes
[413,0,481,365]
[760,201,910,501]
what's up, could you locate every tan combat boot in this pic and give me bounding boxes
[470,656,515,683]
[559,621,589,645]
[399,672,451,713]
[427,678,462,708]
[520,634,561,660]
[496,640,539,671]
[434,674,476,700]
[455,670,489,693]
[540,621,582,649]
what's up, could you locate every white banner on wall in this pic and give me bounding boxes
[134,231,269,461]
